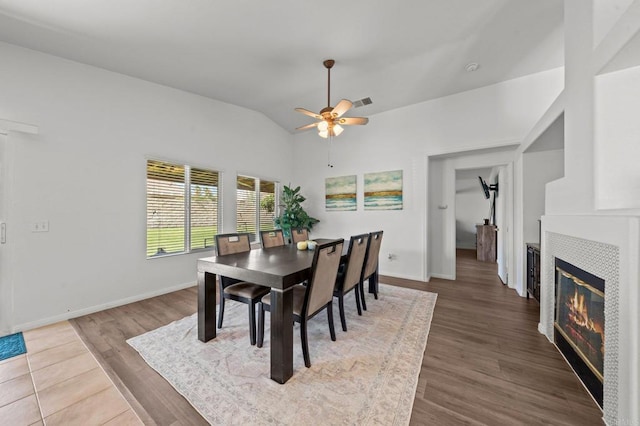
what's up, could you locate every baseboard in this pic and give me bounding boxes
[379,275,428,287]
[14,281,196,333]
[429,273,455,280]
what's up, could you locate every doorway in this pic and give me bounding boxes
[427,146,515,283]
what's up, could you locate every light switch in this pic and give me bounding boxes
[1,222,5,243]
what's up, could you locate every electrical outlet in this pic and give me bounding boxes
[31,221,49,232]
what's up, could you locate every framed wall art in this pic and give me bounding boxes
[364,170,403,210]
[325,175,357,211]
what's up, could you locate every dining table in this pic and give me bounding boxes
[197,238,345,384]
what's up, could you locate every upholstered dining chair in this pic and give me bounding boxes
[257,239,344,368]
[290,227,309,244]
[260,229,285,248]
[333,233,369,332]
[360,230,384,311]
[215,233,270,345]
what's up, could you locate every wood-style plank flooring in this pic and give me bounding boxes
[70,249,603,425]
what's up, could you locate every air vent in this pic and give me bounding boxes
[352,97,372,108]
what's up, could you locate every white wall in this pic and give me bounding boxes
[522,149,564,243]
[0,134,10,334]
[0,42,294,331]
[595,65,640,210]
[292,68,564,282]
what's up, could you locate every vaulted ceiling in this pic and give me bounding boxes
[0,0,564,133]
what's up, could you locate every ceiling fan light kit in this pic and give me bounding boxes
[295,59,369,139]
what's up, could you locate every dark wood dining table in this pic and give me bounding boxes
[197,239,344,384]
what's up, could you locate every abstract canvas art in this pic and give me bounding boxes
[325,175,357,211]
[364,170,403,210]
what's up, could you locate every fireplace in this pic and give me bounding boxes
[554,258,605,408]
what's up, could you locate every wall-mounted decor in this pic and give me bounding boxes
[364,170,403,210]
[325,175,357,211]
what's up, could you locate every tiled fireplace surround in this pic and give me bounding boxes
[540,215,639,426]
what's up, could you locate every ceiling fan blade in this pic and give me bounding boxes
[295,122,319,131]
[331,99,353,118]
[295,108,322,120]
[338,117,369,126]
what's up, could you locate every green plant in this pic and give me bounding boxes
[274,185,319,234]
[260,193,275,214]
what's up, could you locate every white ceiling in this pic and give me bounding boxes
[0,0,564,133]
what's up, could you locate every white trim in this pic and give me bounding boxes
[14,281,196,333]
[429,273,455,280]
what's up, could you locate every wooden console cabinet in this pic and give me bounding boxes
[476,224,497,262]
[526,243,540,301]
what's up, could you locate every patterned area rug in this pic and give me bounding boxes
[0,332,27,361]
[127,284,437,425]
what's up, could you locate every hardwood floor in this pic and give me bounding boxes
[70,249,603,425]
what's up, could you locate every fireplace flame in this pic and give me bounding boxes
[568,288,596,332]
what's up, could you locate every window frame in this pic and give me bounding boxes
[236,174,279,244]
[146,158,222,259]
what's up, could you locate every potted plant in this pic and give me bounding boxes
[274,185,319,240]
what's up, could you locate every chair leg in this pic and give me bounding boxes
[359,281,367,311]
[371,273,379,300]
[300,319,311,368]
[257,302,264,348]
[218,293,226,329]
[338,293,347,332]
[248,302,257,345]
[327,302,336,341]
[355,287,362,316]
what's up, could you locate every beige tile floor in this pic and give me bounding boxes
[0,321,143,425]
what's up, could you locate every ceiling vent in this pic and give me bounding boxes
[353,97,372,108]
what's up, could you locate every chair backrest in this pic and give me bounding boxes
[342,233,369,293]
[363,231,383,280]
[305,239,344,316]
[260,229,285,248]
[215,233,251,256]
[291,227,309,244]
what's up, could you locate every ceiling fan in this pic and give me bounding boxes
[295,59,369,138]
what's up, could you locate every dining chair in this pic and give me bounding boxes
[333,233,369,332]
[215,233,270,345]
[290,227,309,244]
[260,229,285,248]
[257,239,344,368]
[360,230,384,311]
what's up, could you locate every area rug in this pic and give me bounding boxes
[0,332,27,361]
[127,284,437,425]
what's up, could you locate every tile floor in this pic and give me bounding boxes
[0,321,142,425]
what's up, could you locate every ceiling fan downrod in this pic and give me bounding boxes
[324,59,335,110]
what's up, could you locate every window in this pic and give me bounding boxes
[147,160,219,257]
[236,175,277,242]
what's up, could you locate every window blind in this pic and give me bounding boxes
[236,175,277,243]
[237,175,257,241]
[190,167,219,250]
[146,160,185,256]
